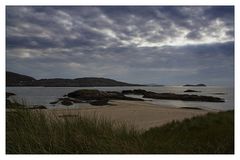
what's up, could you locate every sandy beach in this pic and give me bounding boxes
[47,100,215,130]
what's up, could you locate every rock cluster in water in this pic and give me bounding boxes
[51,89,144,106]
[122,89,225,102]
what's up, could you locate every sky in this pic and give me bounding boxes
[6,6,234,85]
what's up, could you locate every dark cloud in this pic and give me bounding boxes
[6,6,234,85]
[7,36,60,49]
[185,30,202,40]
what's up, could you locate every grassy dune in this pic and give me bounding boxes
[6,107,234,154]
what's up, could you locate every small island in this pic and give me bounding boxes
[183,84,207,87]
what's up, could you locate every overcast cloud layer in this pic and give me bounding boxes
[6,6,234,85]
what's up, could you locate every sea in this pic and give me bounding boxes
[6,86,234,111]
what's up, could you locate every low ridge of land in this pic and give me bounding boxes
[6,71,141,87]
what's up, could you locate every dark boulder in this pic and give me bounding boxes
[58,98,83,103]
[122,90,135,94]
[35,105,47,109]
[90,99,109,106]
[50,100,59,104]
[133,89,148,95]
[122,89,147,95]
[106,91,124,98]
[213,93,225,95]
[51,97,84,105]
[67,89,108,100]
[60,98,73,106]
[184,89,201,92]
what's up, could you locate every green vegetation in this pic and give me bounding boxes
[142,110,234,153]
[6,106,234,154]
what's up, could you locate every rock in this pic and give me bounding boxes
[50,100,59,104]
[183,84,206,87]
[143,92,224,102]
[184,89,201,92]
[60,98,73,106]
[90,99,109,106]
[35,105,47,109]
[67,89,143,101]
[121,89,224,102]
[67,89,108,100]
[181,107,203,110]
[122,89,147,95]
[133,89,148,95]
[69,99,84,103]
[122,90,135,94]
[106,91,143,101]
[106,91,124,98]
[58,98,83,103]
[6,92,16,98]
[50,97,84,105]
[213,93,225,95]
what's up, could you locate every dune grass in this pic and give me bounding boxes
[6,106,234,154]
[142,110,234,153]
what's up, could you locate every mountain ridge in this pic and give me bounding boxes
[6,71,142,87]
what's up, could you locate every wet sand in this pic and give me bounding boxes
[47,100,216,130]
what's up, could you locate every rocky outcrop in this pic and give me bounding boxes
[60,99,73,106]
[90,100,109,106]
[184,89,201,92]
[67,89,108,100]
[213,93,225,95]
[143,92,224,102]
[122,89,148,95]
[50,98,85,106]
[122,89,224,102]
[51,89,143,106]
[67,89,143,101]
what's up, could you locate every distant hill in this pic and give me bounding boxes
[6,71,141,87]
[7,71,36,86]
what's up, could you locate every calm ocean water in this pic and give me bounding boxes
[6,86,234,111]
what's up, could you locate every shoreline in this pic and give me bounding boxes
[46,100,216,130]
